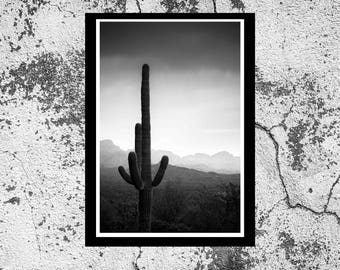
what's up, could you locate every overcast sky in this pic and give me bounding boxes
[99,21,241,157]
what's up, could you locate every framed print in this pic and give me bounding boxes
[85,13,255,246]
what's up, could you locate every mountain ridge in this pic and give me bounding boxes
[100,139,240,174]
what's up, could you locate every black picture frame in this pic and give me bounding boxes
[85,13,255,246]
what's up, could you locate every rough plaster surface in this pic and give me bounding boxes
[0,0,339,269]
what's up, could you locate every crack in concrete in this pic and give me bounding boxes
[26,194,42,260]
[325,175,340,211]
[1,151,42,260]
[133,247,143,270]
[258,197,287,228]
[135,0,142,13]
[255,122,340,224]
[49,2,76,17]
[0,98,17,106]
[14,154,42,260]
[212,0,217,13]
[270,104,295,132]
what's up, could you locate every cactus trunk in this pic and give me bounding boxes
[141,64,152,187]
[118,64,169,232]
[140,64,152,231]
[138,189,153,231]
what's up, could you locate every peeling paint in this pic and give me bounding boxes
[3,197,20,205]
[160,0,199,13]
[230,0,245,12]
[0,50,85,168]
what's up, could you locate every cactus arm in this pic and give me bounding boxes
[128,152,144,190]
[135,123,142,170]
[152,156,169,187]
[118,166,134,185]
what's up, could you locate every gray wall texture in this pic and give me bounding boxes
[0,0,339,269]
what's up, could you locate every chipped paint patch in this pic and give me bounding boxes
[230,0,245,12]
[208,247,251,269]
[4,197,20,205]
[160,0,199,13]
[1,50,85,168]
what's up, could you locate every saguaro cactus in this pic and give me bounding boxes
[118,64,169,232]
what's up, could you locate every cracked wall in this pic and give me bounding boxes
[0,0,339,269]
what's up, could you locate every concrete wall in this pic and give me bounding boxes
[0,0,339,269]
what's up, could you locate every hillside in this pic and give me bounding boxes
[100,164,240,233]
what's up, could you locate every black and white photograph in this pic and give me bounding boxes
[85,14,255,246]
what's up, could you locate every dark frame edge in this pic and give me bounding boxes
[85,13,97,247]
[85,13,255,247]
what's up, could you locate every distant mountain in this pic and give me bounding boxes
[100,140,240,173]
[177,151,239,174]
[100,140,127,168]
[151,149,182,165]
[150,164,240,187]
